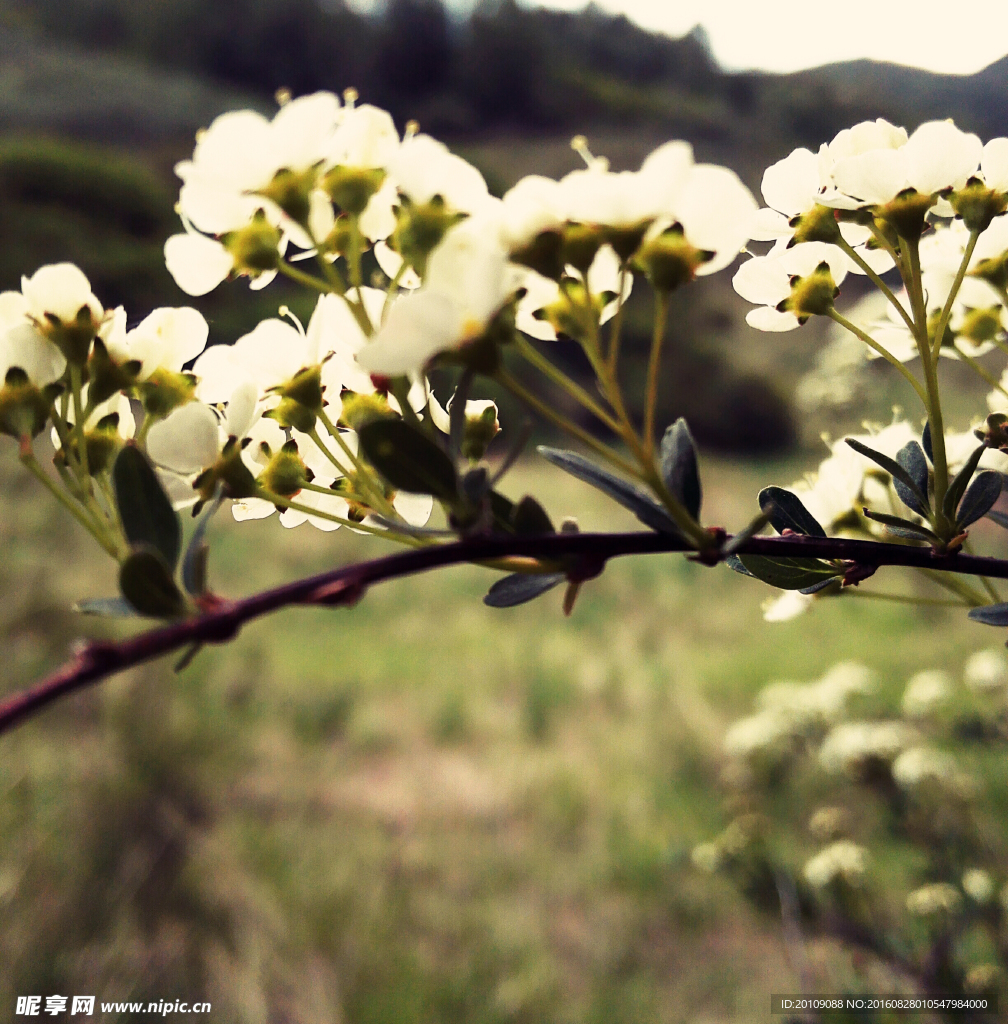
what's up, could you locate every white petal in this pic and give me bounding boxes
[164,234,233,297]
[393,490,433,524]
[0,323,66,385]
[749,207,790,241]
[746,307,801,332]
[224,381,260,439]
[232,497,277,522]
[673,164,757,264]
[374,240,421,290]
[761,148,819,217]
[357,289,461,375]
[831,149,907,206]
[732,256,789,305]
[22,263,102,325]
[147,402,220,473]
[981,138,1008,192]
[904,121,981,194]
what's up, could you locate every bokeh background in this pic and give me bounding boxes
[2,1,1008,1019]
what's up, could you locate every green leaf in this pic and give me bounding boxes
[845,437,929,515]
[537,446,681,536]
[800,577,839,596]
[659,418,701,519]
[894,441,930,517]
[968,603,1008,627]
[957,471,1002,529]
[942,444,986,522]
[862,508,938,542]
[73,596,139,617]
[758,486,825,538]
[510,495,554,535]
[113,444,182,570]
[358,419,457,501]
[119,546,187,618]
[922,421,933,463]
[484,572,565,608]
[736,554,840,591]
[725,553,755,577]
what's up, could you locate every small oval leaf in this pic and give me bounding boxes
[484,572,565,608]
[922,421,933,463]
[894,441,930,517]
[537,446,682,536]
[510,495,555,535]
[73,596,139,617]
[113,444,182,570]
[968,603,1008,627]
[956,471,1002,529]
[119,546,187,618]
[358,419,458,501]
[736,554,840,591]
[758,486,826,538]
[845,437,929,514]
[659,418,701,520]
[942,444,985,521]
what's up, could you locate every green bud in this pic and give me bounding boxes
[319,215,356,260]
[0,368,62,439]
[632,224,713,292]
[266,364,325,433]
[970,253,1008,292]
[975,412,1008,450]
[956,305,1003,345]
[778,261,839,322]
[191,435,257,510]
[393,196,466,277]
[136,368,197,421]
[460,404,500,461]
[258,439,313,498]
[789,204,842,246]
[559,223,603,274]
[323,165,386,217]
[340,392,395,431]
[445,304,514,376]
[55,411,123,474]
[256,165,319,228]
[222,209,282,277]
[949,178,1008,234]
[603,219,651,263]
[510,229,564,281]
[87,338,141,406]
[533,276,600,341]
[40,303,101,367]
[877,189,934,242]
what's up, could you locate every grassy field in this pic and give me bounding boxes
[2,450,1003,1022]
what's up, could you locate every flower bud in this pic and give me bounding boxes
[393,196,466,276]
[460,400,500,461]
[633,224,713,292]
[876,188,934,242]
[559,223,604,274]
[340,392,395,431]
[974,412,1008,450]
[0,367,62,439]
[257,166,319,229]
[956,305,1003,346]
[86,338,142,406]
[949,178,1008,234]
[136,368,198,421]
[54,411,124,474]
[788,204,842,246]
[970,253,1008,292]
[258,438,313,498]
[509,229,565,281]
[266,365,326,433]
[222,210,283,277]
[323,165,386,217]
[778,261,840,322]
[191,435,258,510]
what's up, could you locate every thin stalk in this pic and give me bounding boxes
[69,365,90,481]
[916,567,987,608]
[381,260,407,323]
[836,236,915,333]
[606,264,630,373]
[643,291,669,456]
[276,261,334,295]
[514,334,621,432]
[312,418,402,523]
[963,539,1000,603]
[827,309,929,405]
[20,450,120,558]
[931,229,979,364]
[951,342,1008,399]
[494,368,641,479]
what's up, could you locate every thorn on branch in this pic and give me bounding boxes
[841,562,877,588]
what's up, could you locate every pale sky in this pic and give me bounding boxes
[348,0,1008,75]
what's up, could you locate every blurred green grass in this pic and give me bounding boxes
[2,452,1003,1021]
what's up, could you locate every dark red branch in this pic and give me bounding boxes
[2,530,1007,735]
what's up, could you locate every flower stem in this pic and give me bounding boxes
[951,342,1008,399]
[276,260,334,294]
[827,309,929,406]
[931,229,979,364]
[836,236,914,334]
[313,417,402,523]
[257,487,420,544]
[606,264,630,374]
[643,291,669,457]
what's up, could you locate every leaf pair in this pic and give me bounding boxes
[728,487,841,592]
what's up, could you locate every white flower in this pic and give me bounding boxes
[819,721,915,774]
[103,307,209,381]
[964,649,1008,694]
[804,841,868,889]
[326,103,398,170]
[979,138,1008,192]
[0,324,66,387]
[901,670,953,718]
[761,590,814,622]
[358,220,513,375]
[723,709,796,758]
[906,883,961,916]
[515,244,632,341]
[21,263,103,329]
[497,174,567,252]
[388,134,490,214]
[733,241,849,331]
[163,231,238,297]
[963,869,994,904]
[891,746,959,788]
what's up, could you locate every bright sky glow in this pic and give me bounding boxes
[354,0,1008,75]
